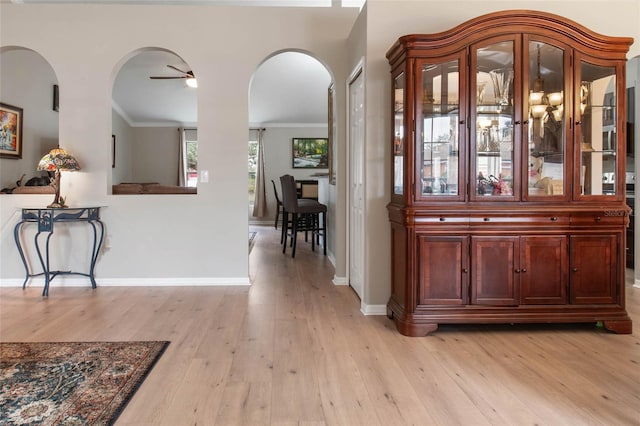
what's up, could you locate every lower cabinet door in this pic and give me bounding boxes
[520,236,568,304]
[570,235,618,304]
[417,236,468,305]
[471,236,519,305]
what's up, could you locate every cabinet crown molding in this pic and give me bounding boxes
[386,10,633,64]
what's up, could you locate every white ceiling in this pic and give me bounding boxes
[13,0,364,5]
[112,49,332,127]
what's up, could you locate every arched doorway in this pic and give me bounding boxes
[247,50,333,256]
[0,47,59,192]
[111,48,198,193]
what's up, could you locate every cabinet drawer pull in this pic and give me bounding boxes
[483,217,490,222]
[595,216,602,221]
[439,217,446,222]
[550,217,558,221]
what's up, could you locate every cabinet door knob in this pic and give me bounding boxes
[550,217,558,221]
[483,217,490,222]
[439,217,446,221]
[462,268,468,273]
[595,216,602,221]
[515,268,520,273]
[522,120,529,125]
[515,120,521,125]
[521,268,527,273]
[572,267,578,272]
[459,120,465,125]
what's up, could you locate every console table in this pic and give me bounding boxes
[14,207,104,296]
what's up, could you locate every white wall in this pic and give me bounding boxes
[1,2,637,304]
[0,4,358,285]
[110,113,186,187]
[131,127,180,185]
[360,1,640,306]
[111,109,134,185]
[255,126,328,225]
[0,48,59,190]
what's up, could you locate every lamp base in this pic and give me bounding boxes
[47,202,68,208]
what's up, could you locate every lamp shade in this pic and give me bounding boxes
[37,147,80,208]
[37,147,81,172]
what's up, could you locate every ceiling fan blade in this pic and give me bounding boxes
[167,64,190,75]
[149,76,187,79]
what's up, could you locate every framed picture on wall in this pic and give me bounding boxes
[53,84,59,112]
[292,137,328,169]
[0,102,23,159]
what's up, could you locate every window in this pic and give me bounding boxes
[183,129,198,187]
[248,138,258,202]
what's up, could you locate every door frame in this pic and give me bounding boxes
[346,58,366,305]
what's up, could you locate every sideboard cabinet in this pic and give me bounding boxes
[386,10,633,336]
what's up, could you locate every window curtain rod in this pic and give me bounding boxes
[250,127,266,131]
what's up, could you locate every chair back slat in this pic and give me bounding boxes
[279,175,298,212]
[271,179,281,204]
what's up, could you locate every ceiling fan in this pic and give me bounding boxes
[150,65,197,88]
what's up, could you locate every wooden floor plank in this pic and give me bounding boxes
[1,225,639,425]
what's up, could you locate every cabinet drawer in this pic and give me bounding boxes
[571,213,626,226]
[415,216,470,226]
[469,215,569,227]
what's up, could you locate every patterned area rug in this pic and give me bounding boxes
[0,341,169,425]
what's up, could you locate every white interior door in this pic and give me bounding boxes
[349,69,365,300]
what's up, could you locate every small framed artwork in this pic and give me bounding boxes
[53,84,59,112]
[0,102,23,159]
[292,137,328,169]
[111,134,116,168]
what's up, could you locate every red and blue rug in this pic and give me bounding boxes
[0,341,169,425]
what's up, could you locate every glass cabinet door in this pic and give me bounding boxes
[526,40,566,198]
[393,72,405,195]
[472,39,516,199]
[416,56,462,200]
[577,60,617,197]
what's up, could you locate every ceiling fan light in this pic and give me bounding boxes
[186,78,198,88]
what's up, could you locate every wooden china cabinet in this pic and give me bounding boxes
[386,10,634,336]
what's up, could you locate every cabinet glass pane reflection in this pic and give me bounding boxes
[579,62,617,196]
[394,73,405,195]
[527,42,565,196]
[420,60,459,196]
[475,40,514,197]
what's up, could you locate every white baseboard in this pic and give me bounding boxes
[635,278,640,288]
[332,275,347,286]
[360,302,387,316]
[0,276,251,287]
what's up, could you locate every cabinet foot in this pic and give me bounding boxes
[394,319,438,337]
[603,320,632,334]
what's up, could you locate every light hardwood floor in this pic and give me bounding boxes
[2,225,640,425]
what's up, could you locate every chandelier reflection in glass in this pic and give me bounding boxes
[529,43,563,154]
